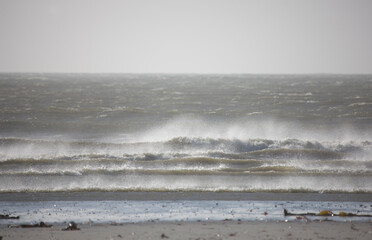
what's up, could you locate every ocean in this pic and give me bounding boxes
[0,73,372,193]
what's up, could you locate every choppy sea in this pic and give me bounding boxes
[1,73,372,193]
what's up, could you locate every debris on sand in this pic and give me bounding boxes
[318,210,333,216]
[284,209,316,216]
[8,222,52,228]
[284,209,372,217]
[22,222,52,228]
[63,221,80,231]
[0,214,20,220]
[161,233,169,238]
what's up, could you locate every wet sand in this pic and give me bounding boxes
[1,221,372,240]
[1,192,372,239]
[1,192,372,224]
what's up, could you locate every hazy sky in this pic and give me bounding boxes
[1,0,371,74]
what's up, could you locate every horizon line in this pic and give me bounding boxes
[1,71,372,75]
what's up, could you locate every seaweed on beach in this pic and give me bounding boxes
[20,222,52,228]
[284,209,372,217]
[8,222,52,228]
[0,214,19,219]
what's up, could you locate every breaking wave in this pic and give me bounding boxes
[0,136,371,193]
[0,136,369,161]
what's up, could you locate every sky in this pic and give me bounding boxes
[0,0,371,74]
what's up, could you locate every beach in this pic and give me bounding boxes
[2,221,372,240]
[1,192,372,239]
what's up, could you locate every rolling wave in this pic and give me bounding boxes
[1,173,371,193]
[1,136,371,193]
[0,137,368,160]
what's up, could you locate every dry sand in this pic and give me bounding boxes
[1,221,372,240]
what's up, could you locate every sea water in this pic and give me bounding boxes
[0,73,372,193]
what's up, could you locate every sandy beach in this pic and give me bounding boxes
[1,192,372,239]
[1,221,372,240]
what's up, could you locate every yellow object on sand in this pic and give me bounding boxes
[338,212,355,217]
[318,210,333,216]
[338,212,347,216]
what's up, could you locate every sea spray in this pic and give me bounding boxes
[1,73,371,193]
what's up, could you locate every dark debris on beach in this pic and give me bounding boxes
[63,221,80,231]
[8,222,52,228]
[284,209,372,217]
[0,214,19,219]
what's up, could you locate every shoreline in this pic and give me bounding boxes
[1,191,372,202]
[1,192,372,226]
[1,191,371,239]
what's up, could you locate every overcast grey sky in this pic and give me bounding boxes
[0,0,371,74]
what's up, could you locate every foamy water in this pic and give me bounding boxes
[1,73,372,193]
